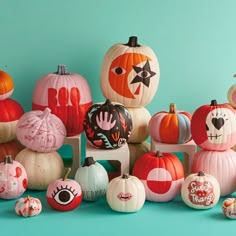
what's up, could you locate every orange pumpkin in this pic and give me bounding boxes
[0,70,14,100]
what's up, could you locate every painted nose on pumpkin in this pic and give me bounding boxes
[211,118,225,130]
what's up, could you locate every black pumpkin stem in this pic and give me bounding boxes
[4,155,13,164]
[122,173,129,179]
[197,171,205,176]
[124,36,140,47]
[55,65,69,75]
[210,99,218,106]
[83,157,96,167]
[155,150,163,157]
[63,168,71,181]
[169,103,176,114]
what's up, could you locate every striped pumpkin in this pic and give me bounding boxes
[148,103,192,144]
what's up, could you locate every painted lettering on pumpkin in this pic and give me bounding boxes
[188,180,215,206]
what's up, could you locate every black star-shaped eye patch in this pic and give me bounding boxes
[131,60,156,87]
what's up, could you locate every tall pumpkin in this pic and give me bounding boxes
[0,98,24,143]
[191,149,236,196]
[100,36,160,107]
[148,103,192,144]
[0,70,14,100]
[191,99,236,151]
[32,65,92,137]
[132,151,184,202]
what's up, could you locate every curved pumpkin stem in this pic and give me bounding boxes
[41,107,51,119]
[169,103,176,114]
[124,36,140,47]
[63,168,71,181]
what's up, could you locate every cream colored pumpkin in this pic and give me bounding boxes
[222,198,236,219]
[0,120,18,143]
[127,107,151,143]
[15,148,64,190]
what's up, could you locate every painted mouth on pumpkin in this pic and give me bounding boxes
[93,140,103,146]
[117,192,133,201]
[207,133,222,140]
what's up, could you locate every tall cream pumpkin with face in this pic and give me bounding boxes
[100,36,160,108]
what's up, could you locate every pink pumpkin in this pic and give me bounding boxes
[0,156,28,199]
[191,149,236,196]
[16,108,66,152]
[32,65,92,137]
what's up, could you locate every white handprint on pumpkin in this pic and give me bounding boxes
[96,111,116,130]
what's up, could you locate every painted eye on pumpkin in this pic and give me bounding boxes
[52,185,78,205]
[111,67,126,75]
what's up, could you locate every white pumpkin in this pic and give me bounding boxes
[74,157,109,201]
[15,148,64,190]
[106,173,145,213]
[222,198,236,219]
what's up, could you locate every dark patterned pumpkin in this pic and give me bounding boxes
[83,99,132,149]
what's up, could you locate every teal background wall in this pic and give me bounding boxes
[1,0,236,115]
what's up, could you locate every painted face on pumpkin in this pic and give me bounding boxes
[108,53,156,99]
[205,107,236,144]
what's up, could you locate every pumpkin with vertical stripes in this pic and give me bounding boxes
[148,103,192,144]
[0,70,14,100]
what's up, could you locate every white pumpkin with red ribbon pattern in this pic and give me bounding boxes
[222,198,236,219]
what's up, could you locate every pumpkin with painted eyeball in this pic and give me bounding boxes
[0,156,28,200]
[191,99,236,151]
[83,99,132,149]
[15,196,42,217]
[16,108,66,153]
[32,64,92,137]
[132,151,184,202]
[222,198,236,219]
[181,171,220,210]
[106,173,146,213]
[100,36,160,108]
[47,168,82,211]
[0,70,14,100]
[191,149,236,196]
[148,103,192,144]
[0,98,24,143]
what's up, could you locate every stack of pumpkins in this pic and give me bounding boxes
[99,36,160,173]
[0,70,25,161]
[190,99,236,197]
[14,107,66,190]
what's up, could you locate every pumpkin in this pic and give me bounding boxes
[148,103,192,144]
[100,36,160,108]
[191,99,236,151]
[0,139,24,162]
[47,168,82,211]
[222,198,236,219]
[15,196,42,217]
[181,171,220,209]
[0,156,28,199]
[0,70,14,100]
[83,99,132,149]
[15,148,64,190]
[109,141,150,173]
[191,149,236,196]
[127,107,151,143]
[74,157,109,201]
[132,151,184,202]
[32,64,92,137]
[227,74,236,108]
[106,173,145,213]
[16,108,66,153]
[0,98,24,143]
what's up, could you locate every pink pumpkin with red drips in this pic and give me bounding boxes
[32,65,92,137]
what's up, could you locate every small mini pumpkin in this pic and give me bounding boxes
[0,70,14,100]
[47,168,82,211]
[191,99,236,151]
[0,156,28,199]
[132,151,184,202]
[16,108,66,153]
[32,64,92,137]
[148,103,192,144]
[15,148,64,190]
[106,173,145,213]
[100,36,160,108]
[15,195,42,217]
[74,157,109,201]
[181,171,220,209]
[83,99,132,149]
[222,198,236,219]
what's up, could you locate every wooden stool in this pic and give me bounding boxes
[151,139,197,176]
[63,134,81,177]
[86,142,130,175]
